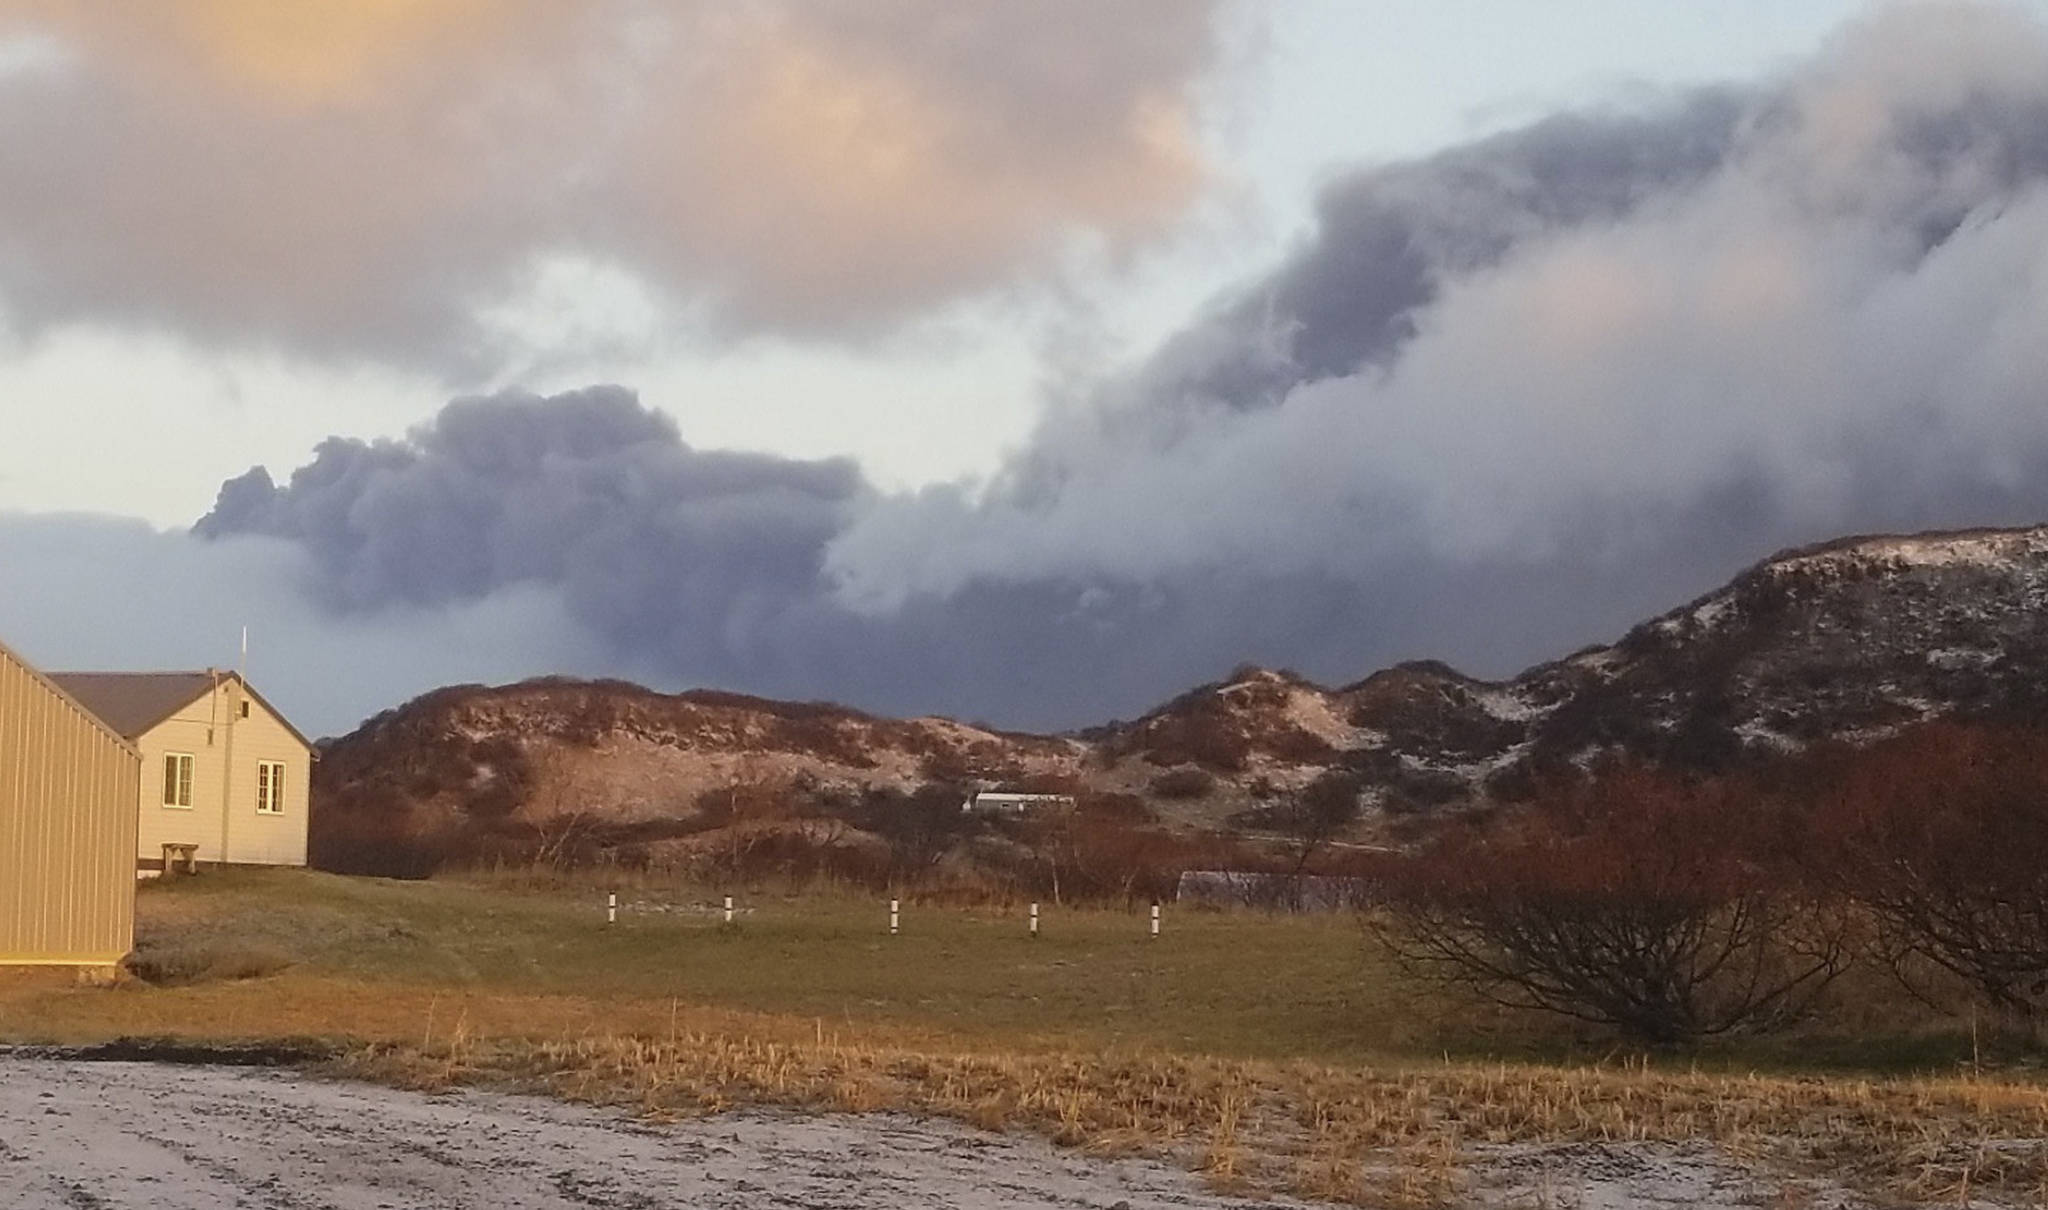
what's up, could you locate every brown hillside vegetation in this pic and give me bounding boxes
[315,522,2048,881]
[312,676,1089,877]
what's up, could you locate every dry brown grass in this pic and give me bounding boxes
[303,1003,2048,1206]
[7,870,2048,1206]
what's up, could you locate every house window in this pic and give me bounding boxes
[255,760,286,815]
[162,753,195,808]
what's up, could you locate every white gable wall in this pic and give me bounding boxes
[134,678,310,868]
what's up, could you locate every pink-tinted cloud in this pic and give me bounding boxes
[0,1,1222,368]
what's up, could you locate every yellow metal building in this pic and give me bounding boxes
[0,639,140,969]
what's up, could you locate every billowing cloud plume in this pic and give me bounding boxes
[196,387,866,667]
[0,1,1219,368]
[48,2,2048,738]
[177,386,1464,733]
[828,3,2048,648]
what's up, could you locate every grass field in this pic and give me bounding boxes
[6,870,1434,1057]
[5,869,2047,1205]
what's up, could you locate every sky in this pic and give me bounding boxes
[5,1,2048,737]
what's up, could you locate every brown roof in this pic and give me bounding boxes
[46,671,315,752]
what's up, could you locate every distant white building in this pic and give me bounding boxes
[959,791,1076,816]
[49,670,313,874]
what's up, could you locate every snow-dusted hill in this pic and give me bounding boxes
[1102,524,2048,807]
[316,523,2048,843]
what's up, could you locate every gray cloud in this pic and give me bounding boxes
[1134,86,1749,416]
[0,512,608,739]
[63,2,2048,739]
[177,386,1506,733]
[0,1,1221,371]
[195,386,865,648]
[827,4,2048,656]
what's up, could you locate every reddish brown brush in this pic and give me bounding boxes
[1817,723,2048,1017]
[1368,763,1850,1045]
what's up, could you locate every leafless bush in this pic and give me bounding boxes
[1820,724,2048,1017]
[849,783,977,883]
[985,814,1252,906]
[126,941,294,986]
[1074,791,1157,824]
[1148,766,1216,800]
[1369,764,1849,1046]
[309,805,463,878]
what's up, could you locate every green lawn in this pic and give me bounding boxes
[104,869,1444,1063]
[0,867,2003,1077]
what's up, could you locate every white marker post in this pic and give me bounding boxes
[607,892,618,926]
[1029,902,1040,938]
[1150,902,1161,940]
[724,895,735,926]
[889,899,900,936]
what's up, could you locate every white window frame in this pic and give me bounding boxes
[255,760,286,815]
[162,753,195,809]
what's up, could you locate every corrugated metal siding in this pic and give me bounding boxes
[0,643,140,966]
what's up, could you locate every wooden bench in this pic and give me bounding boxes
[161,843,199,876]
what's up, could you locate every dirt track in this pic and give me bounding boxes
[1,1056,1886,1209]
[0,1057,1307,1209]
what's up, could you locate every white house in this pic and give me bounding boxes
[960,791,1076,816]
[49,670,313,873]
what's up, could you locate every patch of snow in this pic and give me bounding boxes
[1733,721,1799,753]
[1925,647,2000,671]
[1218,670,1288,697]
[1885,694,1940,720]
[1470,687,1543,722]
[0,1059,1309,1210]
[1690,595,1736,630]
[1432,742,1535,789]
[1468,1139,1872,1210]
[1780,530,2048,576]
[1565,647,1628,676]
[1282,688,1366,748]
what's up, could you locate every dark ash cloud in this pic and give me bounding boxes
[196,386,865,649]
[1140,87,1748,414]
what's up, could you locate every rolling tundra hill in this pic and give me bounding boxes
[315,523,2048,857]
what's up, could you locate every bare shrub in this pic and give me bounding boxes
[1148,766,1216,800]
[1074,791,1156,824]
[1281,771,1363,876]
[529,809,607,869]
[309,804,462,879]
[1820,724,2048,1017]
[982,814,1248,906]
[1033,817,1189,905]
[1369,764,1849,1045]
[126,941,294,986]
[849,783,977,883]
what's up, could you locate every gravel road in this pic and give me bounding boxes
[0,1056,1307,1209]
